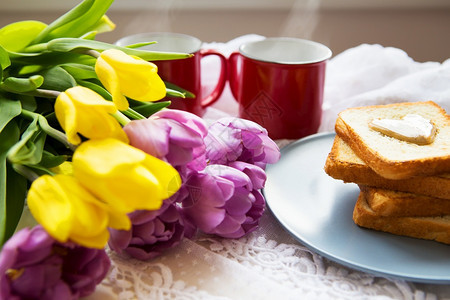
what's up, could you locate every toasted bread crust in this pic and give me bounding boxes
[360,185,450,217]
[353,191,450,245]
[335,101,450,180]
[324,136,450,199]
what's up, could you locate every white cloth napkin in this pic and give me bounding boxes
[320,44,450,132]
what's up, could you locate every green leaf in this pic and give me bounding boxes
[166,88,186,98]
[32,0,115,43]
[32,0,97,43]
[164,81,195,98]
[0,45,11,82]
[47,38,191,61]
[18,95,37,112]
[7,115,46,165]
[77,79,111,100]
[17,64,44,76]
[61,63,96,80]
[84,15,116,35]
[39,150,67,168]
[48,0,114,41]
[0,120,22,246]
[0,97,21,132]
[39,66,77,91]
[0,75,44,93]
[130,101,172,117]
[122,42,157,49]
[11,51,95,67]
[4,50,42,59]
[3,163,27,245]
[79,31,98,40]
[0,20,47,52]
[0,46,10,68]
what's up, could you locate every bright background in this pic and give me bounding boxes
[0,0,449,62]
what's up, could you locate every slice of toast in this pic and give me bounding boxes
[335,101,450,180]
[353,190,450,245]
[360,185,450,217]
[324,135,450,199]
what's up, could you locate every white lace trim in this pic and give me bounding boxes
[196,234,438,300]
[90,227,445,300]
[99,249,230,300]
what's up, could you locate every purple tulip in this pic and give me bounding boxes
[181,163,266,238]
[0,226,110,300]
[124,109,209,177]
[205,117,280,169]
[108,201,185,260]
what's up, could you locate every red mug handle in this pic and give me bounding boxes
[199,49,228,108]
[228,51,240,101]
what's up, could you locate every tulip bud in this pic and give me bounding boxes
[95,49,166,110]
[55,86,128,145]
[72,138,181,214]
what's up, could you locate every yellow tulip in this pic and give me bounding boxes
[50,161,74,175]
[27,174,130,249]
[95,49,166,110]
[72,138,181,214]
[55,86,128,145]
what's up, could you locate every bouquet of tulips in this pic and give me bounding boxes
[0,0,280,298]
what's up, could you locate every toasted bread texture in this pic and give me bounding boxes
[335,101,450,179]
[360,185,450,217]
[353,190,450,245]
[324,136,450,199]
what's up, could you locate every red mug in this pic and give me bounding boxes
[228,37,332,139]
[116,32,227,116]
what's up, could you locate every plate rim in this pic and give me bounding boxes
[264,132,450,284]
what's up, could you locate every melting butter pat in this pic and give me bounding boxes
[369,114,436,145]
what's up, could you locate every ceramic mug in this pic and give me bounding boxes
[116,32,227,116]
[228,37,332,139]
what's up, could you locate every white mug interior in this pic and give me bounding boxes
[115,32,202,54]
[240,37,332,64]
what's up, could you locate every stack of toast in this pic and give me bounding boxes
[324,101,450,244]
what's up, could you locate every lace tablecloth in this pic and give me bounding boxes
[86,35,450,300]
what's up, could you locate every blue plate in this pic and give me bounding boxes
[263,132,450,284]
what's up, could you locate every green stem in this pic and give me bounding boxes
[38,115,77,151]
[24,43,48,53]
[12,164,40,182]
[112,111,131,126]
[23,88,61,99]
[122,108,146,120]
[21,110,76,151]
[83,49,101,58]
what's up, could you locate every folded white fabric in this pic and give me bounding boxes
[320,44,449,132]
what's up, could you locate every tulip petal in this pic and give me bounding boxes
[54,92,81,145]
[213,216,245,236]
[154,109,208,137]
[73,139,181,213]
[55,86,128,144]
[69,229,110,249]
[95,55,129,110]
[106,209,131,230]
[27,175,73,242]
[95,49,166,110]
[124,119,170,158]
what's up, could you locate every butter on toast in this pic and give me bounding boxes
[335,101,450,180]
[353,190,450,245]
[324,135,450,199]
